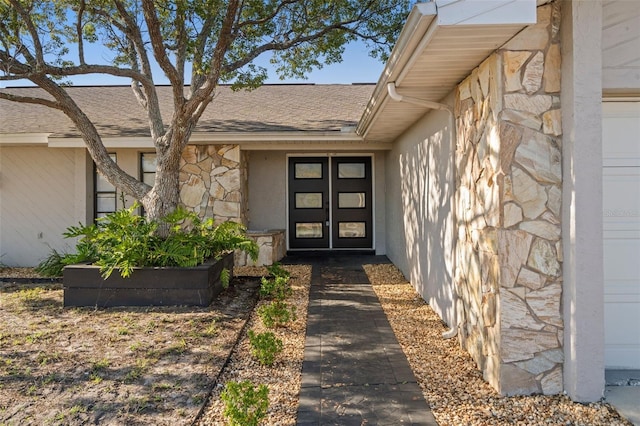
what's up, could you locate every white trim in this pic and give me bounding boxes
[239,140,391,151]
[0,133,50,145]
[190,131,363,143]
[357,0,536,141]
[436,0,536,26]
[6,131,385,150]
[48,137,154,149]
[602,96,640,104]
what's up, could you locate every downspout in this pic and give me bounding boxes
[386,82,459,339]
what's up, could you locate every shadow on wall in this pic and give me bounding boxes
[398,125,457,328]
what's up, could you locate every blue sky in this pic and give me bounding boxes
[1,41,386,88]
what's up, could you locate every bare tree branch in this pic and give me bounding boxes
[141,0,182,91]
[76,0,87,65]
[0,91,60,109]
[187,0,241,120]
[8,0,43,66]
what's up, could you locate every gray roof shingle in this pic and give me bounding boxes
[0,84,374,137]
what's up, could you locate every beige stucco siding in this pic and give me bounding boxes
[0,147,88,266]
[384,106,456,328]
[602,1,640,92]
[373,152,386,255]
[246,151,287,231]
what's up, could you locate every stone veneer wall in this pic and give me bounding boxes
[235,230,286,267]
[178,145,247,225]
[455,2,564,396]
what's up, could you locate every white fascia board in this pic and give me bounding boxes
[381,3,438,83]
[357,3,437,136]
[48,137,154,148]
[0,133,50,146]
[46,132,364,149]
[435,0,536,26]
[357,0,536,139]
[189,131,363,144]
[239,140,392,151]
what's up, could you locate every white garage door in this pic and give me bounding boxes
[603,101,640,369]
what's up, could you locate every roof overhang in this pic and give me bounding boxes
[0,131,392,151]
[357,0,537,143]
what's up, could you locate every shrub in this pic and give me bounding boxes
[36,204,258,278]
[266,262,290,279]
[247,330,283,366]
[257,301,297,329]
[259,275,291,300]
[220,380,269,426]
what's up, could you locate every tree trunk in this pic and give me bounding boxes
[141,142,183,236]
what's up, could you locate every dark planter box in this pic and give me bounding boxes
[63,252,234,307]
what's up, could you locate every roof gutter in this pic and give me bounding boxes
[357,3,438,138]
[386,82,452,113]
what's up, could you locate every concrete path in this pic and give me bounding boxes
[288,254,437,425]
[605,370,640,425]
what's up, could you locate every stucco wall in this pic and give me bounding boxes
[246,150,287,231]
[373,152,387,255]
[561,0,605,402]
[602,1,640,93]
[384,107,456,328]
[0,147,89,266]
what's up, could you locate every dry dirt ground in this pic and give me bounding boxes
[1,264,633,426]
[0,265,310,426]
[0,268,261,425]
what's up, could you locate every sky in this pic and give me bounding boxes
[1,41,386,88]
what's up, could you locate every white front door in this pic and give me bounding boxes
[603,101,640,369]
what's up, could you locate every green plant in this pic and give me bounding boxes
[37,204,258,278]
[247,330,283,366]
[259,275,291,300]
[220,268,231,289]
[257,301,297,329]
[220,380,269,426]
[267,262,290,279]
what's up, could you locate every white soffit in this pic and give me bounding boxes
[358,0,536,143]
[44,131,367,149]
[0,133,50,146]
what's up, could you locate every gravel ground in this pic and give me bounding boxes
[364,263,632,426]
[196,264,311,425]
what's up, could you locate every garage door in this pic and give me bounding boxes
[603,101,640,369]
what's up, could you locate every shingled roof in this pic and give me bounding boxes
[0,84,374,138]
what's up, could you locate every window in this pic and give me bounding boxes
[295,163,323,179]
[94,154,117,219]
[141,153,157,186]
[139,153,157,216]
[338,163,366,179]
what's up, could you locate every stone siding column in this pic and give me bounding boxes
[178,145,246,225]
[455,1,565,396]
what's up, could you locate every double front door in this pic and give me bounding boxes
[288,156,373,250]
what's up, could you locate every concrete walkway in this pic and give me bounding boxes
[605,370,640,426]
[287,254,437,425]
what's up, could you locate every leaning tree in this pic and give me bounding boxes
[0,0,410,225]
